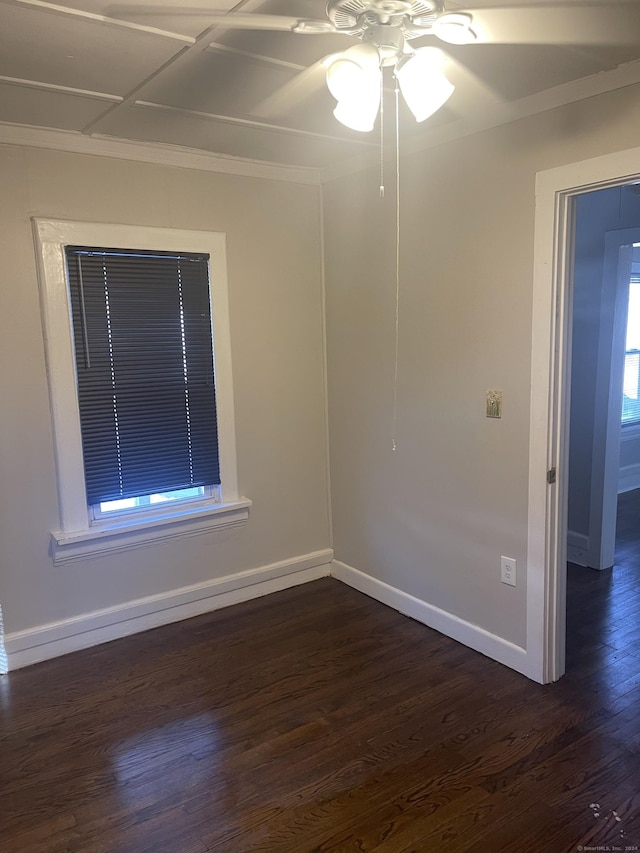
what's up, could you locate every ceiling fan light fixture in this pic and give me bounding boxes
[432,12,476,45]
[326,57,369,101]
[333,95,380,132]
[326,43,381,100]
[395,47,454,122]
[326,43,381,131]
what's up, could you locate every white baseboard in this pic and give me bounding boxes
[567,530,589,566]
[619,463,640,494]
[331,560,528,677]
[4,549,333,671]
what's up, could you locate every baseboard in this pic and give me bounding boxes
[619,463,640,494]
[4,549,333,671]
[331,560,528,677]
[567,530,589,566]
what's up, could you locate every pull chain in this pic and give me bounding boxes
[379,71,385,198]
[391,77,400,451]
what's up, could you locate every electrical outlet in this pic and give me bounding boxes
[501,556,516,586]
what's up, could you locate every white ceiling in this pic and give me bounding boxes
[2,0,640,172]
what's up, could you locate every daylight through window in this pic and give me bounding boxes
[622,275,640,425]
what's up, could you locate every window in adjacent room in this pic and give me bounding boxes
[34,221,249,565]
[622,274,640,425]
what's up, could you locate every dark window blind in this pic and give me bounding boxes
[65,246,220,506]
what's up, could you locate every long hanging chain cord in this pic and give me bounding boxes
[379,71,385,198]
[391,76,401,451]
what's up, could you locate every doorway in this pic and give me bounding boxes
[527,145,640,684]
[565,188,640,672]
[567,190,640,573]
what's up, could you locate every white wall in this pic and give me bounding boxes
[323,83,640,655]
[0,145,331,663]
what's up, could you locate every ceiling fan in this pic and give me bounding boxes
[178,0,475,130]
[114,0,640,132]
[190,0,474,43]
[108,0,640,441]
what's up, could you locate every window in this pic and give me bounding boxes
[622,275,640,425]
[66,246,220,515]
[34,221,250,565]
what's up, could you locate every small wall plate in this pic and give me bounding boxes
[486,389,503,418]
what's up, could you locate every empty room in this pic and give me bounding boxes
[1,0,640,849]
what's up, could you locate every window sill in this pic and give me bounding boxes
[50,497,252,565]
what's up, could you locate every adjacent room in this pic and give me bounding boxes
[1,0,640,848]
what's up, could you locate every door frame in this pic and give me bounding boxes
[527,145,640,684]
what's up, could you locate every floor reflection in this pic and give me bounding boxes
[112,711,219,782]
[566,489,640,694]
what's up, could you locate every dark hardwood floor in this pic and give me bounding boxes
[1,497,640,851]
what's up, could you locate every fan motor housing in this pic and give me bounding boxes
[362,25,406,64]
[327,0,444,35]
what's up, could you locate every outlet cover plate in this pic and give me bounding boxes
[501,556,516,586]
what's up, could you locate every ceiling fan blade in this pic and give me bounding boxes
[443,53,504,107]
[465,4,640,46]
[252,55,339,118]
[432,13,476,45]
[108,7,337,32]
[203,12,323,31]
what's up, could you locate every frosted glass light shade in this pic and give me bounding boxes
[326,43,381,132]
[333,93,380,132]
[326,43,380,99]
[396,48,454,123]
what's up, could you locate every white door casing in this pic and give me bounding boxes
[529,148,640,683]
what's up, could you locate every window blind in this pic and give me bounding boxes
[65,246,220,505]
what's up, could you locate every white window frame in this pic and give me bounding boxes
[33,219,250,565]
[621,275,640,427]
[91,485,216,521]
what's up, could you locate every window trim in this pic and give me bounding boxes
[33,219,249,564]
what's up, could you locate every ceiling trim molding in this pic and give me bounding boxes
[8,0,194,43]
[205,41,306,72]
[320,57,640,183]
[80,0,275,136]
[0,121,321,184]
[0,75,121,102]
[133,100,377,146]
